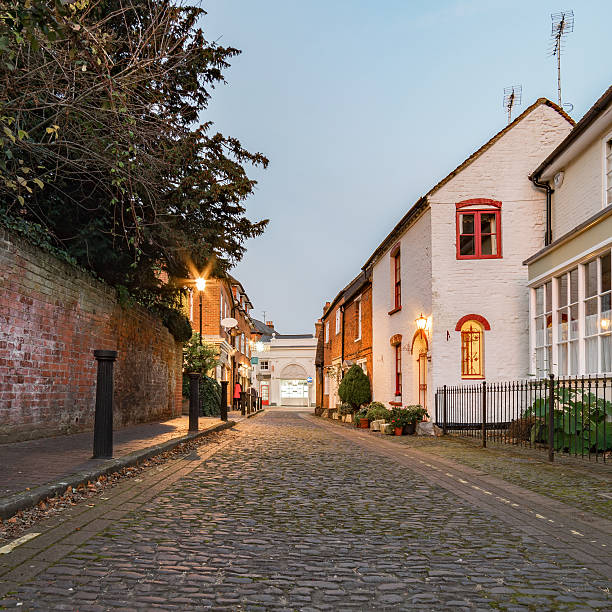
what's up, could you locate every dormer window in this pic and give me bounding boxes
[456,199,502,260]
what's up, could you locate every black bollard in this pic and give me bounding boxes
[220,381,228,422]
[189,373,200,432]
[240,390,246,416]
[92,350,117,459]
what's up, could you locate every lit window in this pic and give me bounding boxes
[461,320,484,379]
[456,200,502,259]
[395,344,402,396]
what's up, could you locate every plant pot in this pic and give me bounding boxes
[403,422,416,435]
[359,418,370,428]
[394,427,403,436]
[371,420,382,431]
[380,423,394,435]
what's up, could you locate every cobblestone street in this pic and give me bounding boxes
[1,409,611,610]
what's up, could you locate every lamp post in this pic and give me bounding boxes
[415,313,428,332]
[195,277,206,345]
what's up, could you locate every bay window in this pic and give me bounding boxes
[534,281,552,377]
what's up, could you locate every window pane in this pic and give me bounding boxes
[545,282,552,312]
[569,268,578,303]
[461,214,474,234]
[558,274,568,307]
[585,337,598,373]
[586,260,598,297]
[460,236,475,256]
[558,307,568,341]
[558,343,568,376]
[569,341,579,375]
[585,298,598,336]
[602,335,612,372]
[569,304,579,339]
[480,213,496,234]
[536,347,547,376]
[536,286,544,316]
[602,253,611,293]
[535,316,545,347]
[546,315,552,345]
[481,234,497,256]
[601,292,611,333]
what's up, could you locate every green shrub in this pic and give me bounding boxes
[354,407,369,424]
[366,401,390,421]
[404,405,428,423]
[338,403,354,416]
[338,365,371,411]
[159,307,192,342]
[183,334,219,374]
[182,374,221,416]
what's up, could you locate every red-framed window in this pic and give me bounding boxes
[393,251,401,308]
[395,344,402,396]
[456,199,502,260]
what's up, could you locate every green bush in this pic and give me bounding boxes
[404,405,428,423]
[182,374,221,417]
[338,365,371,411]
[338,403,354,416]
[354,407,369,425]
[365,401,390,422]
[160,307,193,342]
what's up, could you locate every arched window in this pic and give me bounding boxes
[460,320,484,379]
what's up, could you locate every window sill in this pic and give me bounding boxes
[354,337,361,342]
[388,306,402,316]
[389,400,402,407]
[462,376,485,380]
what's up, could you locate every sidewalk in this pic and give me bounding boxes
[0,411,250,517]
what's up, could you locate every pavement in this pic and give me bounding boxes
[0,407,611,610]
[0,412,254,519]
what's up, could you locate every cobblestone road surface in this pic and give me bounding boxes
[1,409,611,610]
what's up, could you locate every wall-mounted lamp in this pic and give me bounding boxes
[415,313,428,331]
[194,277,206,291]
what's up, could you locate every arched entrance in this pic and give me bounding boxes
[279,363,309,407]
[411,330,428,411]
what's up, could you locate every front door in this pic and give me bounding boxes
[260,383,269,406]
[418,351,427,411]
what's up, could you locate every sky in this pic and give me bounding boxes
[201,0,612,334]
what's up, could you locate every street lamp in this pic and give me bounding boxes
[195,277,206,345]
[415,313,428,331]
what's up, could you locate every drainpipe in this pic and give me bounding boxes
[530,175,553,246]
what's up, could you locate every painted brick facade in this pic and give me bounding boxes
[0,229,183,443]
[369,101,573,417]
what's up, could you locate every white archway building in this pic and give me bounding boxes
[252,321,317,407]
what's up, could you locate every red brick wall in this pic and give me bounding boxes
[343,284,373,381]
[0,228,183,443]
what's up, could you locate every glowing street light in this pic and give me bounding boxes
[415,313,428,331]
[195,277,206,345]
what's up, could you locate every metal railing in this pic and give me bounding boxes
[434,375,611,462]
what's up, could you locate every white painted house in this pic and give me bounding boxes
[364,99,574,419]
[526,86,612,377]
[252,320,318,407]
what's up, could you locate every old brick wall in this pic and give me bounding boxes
[343,284,373,384]
[0,228,183,443]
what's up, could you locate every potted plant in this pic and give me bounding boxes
[354,407,369,428]
[403,405,428,434]
[389,407,409,435]
[338,365,371,418]
[365,402,390,423]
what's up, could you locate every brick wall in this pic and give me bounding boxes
[0,228,183,443]
[343,284,373,384]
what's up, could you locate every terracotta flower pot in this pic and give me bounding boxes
[394,427,403,436]
[359,418,370,428]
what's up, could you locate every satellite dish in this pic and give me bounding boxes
[221,317,238,329]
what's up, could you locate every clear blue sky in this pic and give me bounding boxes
[202,0,611,334]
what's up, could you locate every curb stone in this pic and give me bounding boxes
[0,420,236,520]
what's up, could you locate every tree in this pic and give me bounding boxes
[338,365,371,412]
[0,0,267,304]
[183,334,219,375]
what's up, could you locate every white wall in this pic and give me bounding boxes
[550,124,612,238]
[430,103,572,392]
[371,209,433,410]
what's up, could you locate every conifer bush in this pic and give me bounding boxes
[338,364,371,412]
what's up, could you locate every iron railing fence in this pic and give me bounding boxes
[434,375,612,462]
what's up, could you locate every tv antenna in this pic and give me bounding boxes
[550,10,574,107]
[503,85,522,124]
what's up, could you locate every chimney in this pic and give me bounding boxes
[323,301,330,314]
[266,321,274,330]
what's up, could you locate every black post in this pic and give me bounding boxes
[220,380,228,422]
[548,373,555,463]
[93,350,117,459]
[443,384,447,436]
[199,291,203,346]
[189,373,200,432]
[240,390,246,416]
[482,380,487,448]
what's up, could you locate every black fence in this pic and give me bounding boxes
[434,375,612,462]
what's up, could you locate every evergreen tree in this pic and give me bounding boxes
[338,364,371,411]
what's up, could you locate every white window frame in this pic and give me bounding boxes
[355,297,362,341]
[603,130,612,208]
[335,309,341,335]
[324,374,329,395]
[260,360,269,371]
[325,321,329,342]
[356,358,367,375]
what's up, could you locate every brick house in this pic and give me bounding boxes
[316,270,373,411]
[186,274,256,408]
[363,98,574,417]
[525,86,612,378]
